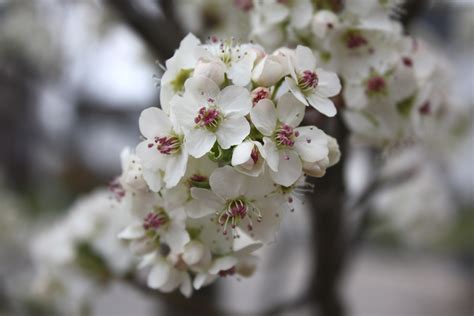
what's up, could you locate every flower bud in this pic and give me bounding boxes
[303,136,340,177]
[312,10,339,38]
[194,60,225,86]
[252,55,285,87]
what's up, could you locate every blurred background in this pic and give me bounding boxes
[0,0,473,315]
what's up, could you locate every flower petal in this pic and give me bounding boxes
[142,168,163,192]
[209,256,238,275]
[118,223,145,240]
[136,141,168,171]
[209,166,248,200]
[227,51,256,86]
[250,99,277,136]
[189,188,224,218]
[163,222,190,254]
[147,259,171,289]
[276,93,306,127]
[139,107,172,139]
[294,126,329,162]
[164,151,188,188]
[185,128,216,158]
[269,150,302,186]
[216,116,250,149]
[231,141,254,166]
[217,85,252,116]
[316,68,341,97]
[285,77,309,106]
[294,45,316,73]
[307,93,337,117]
[261,137,279,171]
[184,76,220,104]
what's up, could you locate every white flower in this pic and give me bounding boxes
[189,166,284,242]
[136,107,188,189]
[193,59,226,86]
[140,252,193,298]
[195,38,259,86]
[302,135,340,177]
[160,33,201,113]
[250,93,329,186]
[231,140,265,177]
[171,76,252,158]
[252,54,286,87]
[285,45,341,117]
[116,148,160,215]
[311,10,340,39]
[343,58,417,110]
[118,197,190,255]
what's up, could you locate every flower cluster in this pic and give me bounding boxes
[30,190,134,313]
[115,34,341,296]
[241,0,465,148]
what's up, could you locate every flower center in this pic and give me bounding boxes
[188,174,210,189]
[297,70,318,92]
[148,135,182,155]
[108,178,125,201]
[419,101,431,115]
[344,30,368,50]
[218,266,236,277]
[251,87,270,106]
[273,124,299,148]
[365,75,387,96]
[217,198,262,236]
[143,209,169,231]
[194,102,222,131]
[250,146,259,164]
[170,68,193,93]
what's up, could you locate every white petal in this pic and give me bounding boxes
[209,166,247,200]
[231,141,254,166]
[343,83,368,110]
[261,137,279,171]
[170,94,200,130]
[250,99,277,136]
[290,0,313,29]
[163,222,190,254]
[209,256,238,275]
[182,241,205,266]
[316,68,341,97]
[227,52,255,86]
[294,126,329,162]
[217,86,252,116]
[179,273,193,298]
[216,116,250,149]
[136,141,168,171]
[142,168,163,192]
[147,259,171,289]
[164,151,188,188]
[185,128,216,158]
[193,273,216,290]
[189,188,224,218]
[285,77,309,106]
[184,76,220,104]
[294,45,316,73]
[276,93,306,127]
[307,93,337,117]
[139,107,172,139]
[252,197,285,242]
[269,150,302,186]
[118,223,145,240]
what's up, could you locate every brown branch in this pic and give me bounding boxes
[105,0,184,62]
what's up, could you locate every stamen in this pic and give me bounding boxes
[298,70,319,92]
[274,124,296,148]
[143,210,169,230]
[151,135,181,155]
[194,106,222,131]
